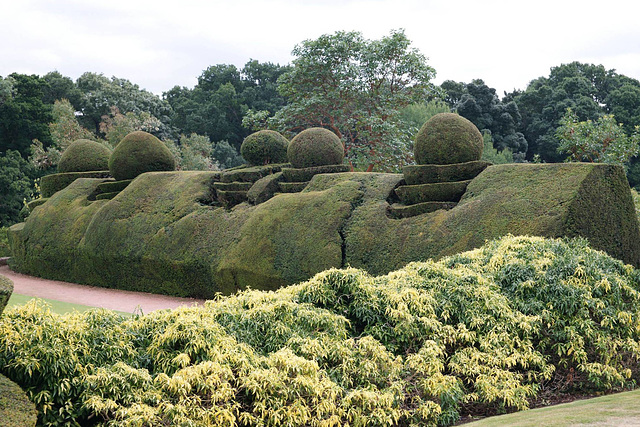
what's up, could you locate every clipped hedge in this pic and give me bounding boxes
[0,374,36,427]
[97,179,133,194]
[394,180,471,204]
[26,197,48,212]
[0,274,12,315]
[403,161,491,185]
[40,171,111,198]
[220,163,288,183]
[288,128,344,168]
[109,131,175,181]
[247,172,284,205]
[414,113,483,165]
[387,201,457,219]
[2,235,640,426]
[281,164,351,182]
[8,164,640,297]
[213,182,253,192]
[279,181,309,193]
[57,139,111,173]
[240,130,289,166]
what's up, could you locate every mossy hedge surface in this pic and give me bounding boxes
[26,197,48,212]
[414,113,483,165]
[240,130,289,166]
[282,164,351,182]
[108,131,175,181]
[40,171,111,198]
[96,179,132,193]
[0,274,13,315]
[403,161,491,185]
[57,139,111,173]
[0,374,36,427]
[394,180,471,204]
[287,128,344,168]
[9,164,640,297]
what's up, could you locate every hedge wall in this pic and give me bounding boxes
[8,164,640,297]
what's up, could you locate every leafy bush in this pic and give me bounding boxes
[0,227,10,257]
[108,131,176,181]
[415,113,483,165]
[240,130,289,166]
[1,235,640,426]
[57,139,112,173]
[288,128,344,168]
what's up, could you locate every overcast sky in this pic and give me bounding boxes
[2,0,639,98]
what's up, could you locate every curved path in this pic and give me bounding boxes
[0,265,206,313]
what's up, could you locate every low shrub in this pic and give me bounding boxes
[240,130,289,166]
[39,171,111,198]
[1,235,639,426]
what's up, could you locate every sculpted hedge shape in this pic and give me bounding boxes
[240,130,289,166]
[414,113,483,165]
[288,127,344,168]
[57,139,112,173]
[108,131,175,181]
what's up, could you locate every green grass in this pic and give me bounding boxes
[464,389,640,426]
[6,293,130,316]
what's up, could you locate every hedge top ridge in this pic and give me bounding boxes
[57,139,112,173]
[287,127,344,168]
[108,131,176,181]
[240,130,289,166]
[414,113,483,165]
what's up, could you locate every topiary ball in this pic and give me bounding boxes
[240,130,289,166]
[58,139,112,173]
[287,128,344,168]
[108,131,176,181]
[414,113,483,165]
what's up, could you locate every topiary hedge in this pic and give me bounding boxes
[281,164,351,182]
[40,171,111,198]
[414,113,483,165]
[7,164,640,298]
[96,179,133,194]
[394,180,471,204]
[108,131,175,181]
[287,128,344,168]
[0,274,12,315]
[403,160,491,185]
[0,374,37,427]
[57,139,112,173]
[240,130,289,166]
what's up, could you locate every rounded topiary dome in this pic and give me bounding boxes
[287,128,344,168]
[414,113,483,165]
[108,131,176,181]
[58,139,112,173]
[241,130,289,166]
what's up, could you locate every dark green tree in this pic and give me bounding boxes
[0,74,53,156]
[0,150,36,226]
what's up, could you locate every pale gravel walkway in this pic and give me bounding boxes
[0,265,206,313]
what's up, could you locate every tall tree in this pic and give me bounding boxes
[271,29,437,171]
[0,150,36,226]
[0,74,53,156]
[511,62,640,162]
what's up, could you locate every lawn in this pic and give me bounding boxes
[464,389,640,426]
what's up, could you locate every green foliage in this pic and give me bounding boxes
[0,150,37,226]
[108,131,176,180]
[394,181,470,204]
[281,164,351,182]
[556,108,640,165]
[57,139,112,173]
[272,29,437,171]
[0,227,10,257]
[288,128,344,168]
[2,236,640,426]
[0,374,36,426]
[240,130,289,166]
[414,113,483,165]
[99,106,165,148]
[0,274,13,315]
[403,161,491,185]
[481,131,514,164]
[212,140,245,170]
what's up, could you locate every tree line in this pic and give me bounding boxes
[2,29,640,226]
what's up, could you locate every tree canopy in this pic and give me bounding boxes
[271,29,437,171]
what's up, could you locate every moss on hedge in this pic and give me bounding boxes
[95,191,120,201]
[247,172,284,205]
[57,139,111,173]
[26,197,48,212]
[97,179,133,194]
[0,374,37,427]
[394,180,471,204]
[220,163,288,183]
[387,201,457,219]
[282,164,351,182]
[108,131,175,181]
[213,182,253,192]
[279,181,309,193]
[414,113,483,165]
[288,128,344,168]
[40,171,111,198]
[240,130,289,166]
[403,161,491,185]
[8,163,640,297]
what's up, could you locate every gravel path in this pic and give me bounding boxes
[0,265,206,313]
